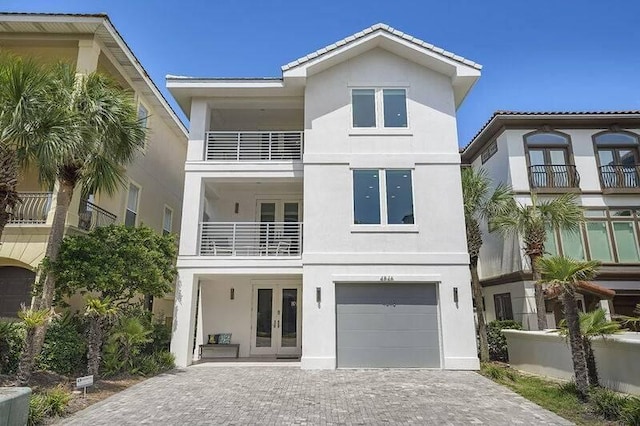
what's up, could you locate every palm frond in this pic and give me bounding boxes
[536,255,600,286]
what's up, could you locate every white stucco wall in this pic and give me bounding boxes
[300,47,477,370]
[505,330,640,395]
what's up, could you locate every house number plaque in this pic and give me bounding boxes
[379,276,394,282]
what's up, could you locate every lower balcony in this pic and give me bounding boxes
[528,165,580,190]
[199,222,302,257]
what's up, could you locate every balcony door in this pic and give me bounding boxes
[598,149,639,188]
[257,201,301,255]
[250,282,301,356]
[529,148,570,188]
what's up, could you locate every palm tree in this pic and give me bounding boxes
[491,193,584,330]
[537,255,600,399]
[0,54,70,239]
[461,167,512,361]
[19,62,146,383]
[559,308,621,387]
[85,297,117,377]
[15,307,51,386]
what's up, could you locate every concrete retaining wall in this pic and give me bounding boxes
[0,387,31,426]
[504,330,640,395]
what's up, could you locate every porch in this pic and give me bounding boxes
[192,275,303,362]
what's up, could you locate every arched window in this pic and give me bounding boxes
[524,131,577,189]
[594,131,640,189]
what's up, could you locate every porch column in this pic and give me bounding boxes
[170,270,199,367]
[187,99,210,161]
[178,173,204,256]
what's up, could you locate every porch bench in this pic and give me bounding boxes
[199,343,240,359]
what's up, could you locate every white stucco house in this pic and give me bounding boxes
[168,24,481,369]
[461,111,640,330]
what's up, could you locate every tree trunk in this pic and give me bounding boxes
[583,336,599,387]
[562,286,589,400]
[87,317,103,377]
[530,254,548,330]
[470,262,489,362]
[19,178,75,384]
[0,146,19,241]
[16,326,45,386]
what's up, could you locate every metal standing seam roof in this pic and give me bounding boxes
[462,110,640,155]
[281,22,482,72]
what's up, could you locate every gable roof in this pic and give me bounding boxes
[0,12,188,139]
[282,23,481,72]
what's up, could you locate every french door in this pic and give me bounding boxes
[250,282,302,356]
[529,148,570,187]
[257,201,302,255]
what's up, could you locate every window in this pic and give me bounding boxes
[550,208,640,263]
[524,131,576,188]
[351,88,407,129]
[125,183,140,227]
[594,131,640,189]
[163,206,173,236]
[138,103,149,128]
[494,293,513,321]
[481,140,498,164]
[353,169,414,225]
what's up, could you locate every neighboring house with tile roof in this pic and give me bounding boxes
[168,24,481,369]
[0,13,188,321]
[461,111,640,329]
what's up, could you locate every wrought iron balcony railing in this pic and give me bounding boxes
[7,192,52,224]
[199,222,302,256]
[78,199,117,231]
[528,165,580,189]
[599,165,640,189]
[205,131,303,161]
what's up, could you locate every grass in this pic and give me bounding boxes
[479,363,612,425]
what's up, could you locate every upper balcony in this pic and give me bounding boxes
[7,191,116,232]
[528,165,580,192]
[599,165,640,192]
[205,131,303,162]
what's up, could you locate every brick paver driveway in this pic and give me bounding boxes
[59,365,570,425]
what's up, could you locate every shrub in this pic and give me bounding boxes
[28,386,71,425]
[0,320,24,375]
[36,312,86,376]
[557,381,580,397]
[153,350,175,371]
[622,397,640,426]
[487,320,522,362]
[144,320,172,354]
[590,388,627,420]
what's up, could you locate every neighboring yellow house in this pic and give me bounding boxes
[0,13,188,322]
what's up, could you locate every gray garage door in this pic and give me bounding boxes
[336,283,440,368]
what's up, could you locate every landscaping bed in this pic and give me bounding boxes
[480,362,640,425]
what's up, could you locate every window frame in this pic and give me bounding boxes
[349,87,409,131]
[124,181,141,227]
[523,129,576,190]
[351,168,416,228]
[493,292,514,321]
[162,205,173,236]
[592,130,640,190]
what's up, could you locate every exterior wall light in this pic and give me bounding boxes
[230,288,235,300]
[453,287,459,304]
[316,287,321,303]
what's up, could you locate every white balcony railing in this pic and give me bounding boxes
[199,222,302,256]
[8,192,52,224]
[205,131,303,161]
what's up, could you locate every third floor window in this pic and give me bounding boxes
[351,88,408,129]
[524,131,579,189]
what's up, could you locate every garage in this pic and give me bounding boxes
[336,283,440,368]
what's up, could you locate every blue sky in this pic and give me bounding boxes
[3,0,640,145]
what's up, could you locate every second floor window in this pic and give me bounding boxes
[353,169,414,225]
[494,293,514,321]
[125,183,140,227]
[525,131,577,189]
[594,131,640,189]
[351,88,407,129]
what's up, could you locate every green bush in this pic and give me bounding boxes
[36,312,87,376]
[487,320,522,362]
[0,320,24,375]
[622,397,640,426]
[144,320,172,354]
[28,386,71,425]
[590,388,627,420]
